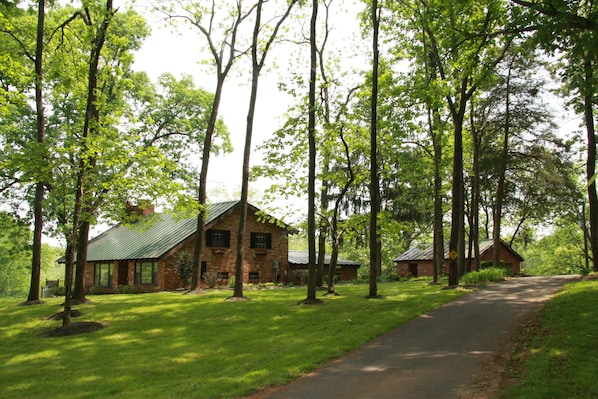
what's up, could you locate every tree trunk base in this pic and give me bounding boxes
[298,298,324,305]
[225,296,250,302]
[443,285,460,290]
[18,300,45,306]
[71,298,94,305]
[323,291,340,297]
[40,321,104,337]
[184,288,207,295]
[47,309,82,320]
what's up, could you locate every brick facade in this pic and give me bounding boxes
[84,205,290,292]
[396,241,522,278]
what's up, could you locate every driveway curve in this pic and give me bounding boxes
[245,275,579,399]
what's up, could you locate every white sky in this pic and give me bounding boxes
[131,1,364,209]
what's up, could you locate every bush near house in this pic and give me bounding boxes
[460,267,506,285]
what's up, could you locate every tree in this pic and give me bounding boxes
[302,0,321,304]
[155,0,252,292]
[0,1,48,304]
[28,0,46,304]
[467,47,578,268]
[522,222,589,275]
[0,212,32,297]
[510,0,598,270]
[367,0,381,298]
[402,0,513,285]
[61,0,117,328]
[229,0,298,301]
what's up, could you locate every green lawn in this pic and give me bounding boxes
[0,282,465,399]
[501,278,598,399]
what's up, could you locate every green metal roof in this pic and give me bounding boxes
[288,250,360,267]
[82,201,240,262]
[393,239,524,262]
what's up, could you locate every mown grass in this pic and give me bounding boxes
[0,282,466,399]
[501,278,598,399]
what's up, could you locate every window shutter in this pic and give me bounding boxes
[224,230,230,247]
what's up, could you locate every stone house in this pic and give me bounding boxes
[79,201,293,292]
[393,239,523,278]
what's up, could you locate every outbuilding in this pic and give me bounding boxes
[394,239,523,278]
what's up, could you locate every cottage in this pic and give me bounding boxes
[287,250,361,284]
[74,201,293,292]
[394,239,523,278]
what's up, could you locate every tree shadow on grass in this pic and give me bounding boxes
[40,309,104,337]
[40,322,105,337]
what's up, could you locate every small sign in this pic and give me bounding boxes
[449,250,458,260]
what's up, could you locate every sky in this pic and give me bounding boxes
[131,1,364,210]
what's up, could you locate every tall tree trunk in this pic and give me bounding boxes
[368,0,381,298]
[26,0,46,304]
[326,231,340,295]
[470,106,481,272]
[191,77,225,291]
[189,2,249,292]
[231,0,269,300]
[493,63,512,267]
[432,130,444,282]
[305,0,319,303]
[583,53,598,271]
[316,172,329,288]
[448,116,465,286]
[63,1,113,328]
[73,218,91,301]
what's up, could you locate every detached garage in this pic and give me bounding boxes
[394,239,523,278]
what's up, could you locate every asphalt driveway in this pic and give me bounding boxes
[245,275,579,399]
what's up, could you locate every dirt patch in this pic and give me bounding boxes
[47,309,82,320]
[40,322,105,338]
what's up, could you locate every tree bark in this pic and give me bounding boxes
[583,53,598,271]
[493,62,512,267]
[63,1,113,327]
[26,0,46,304]
[305,0,319,302]
[368,0,381,298]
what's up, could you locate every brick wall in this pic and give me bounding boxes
[395,243,521,278]
[85,206,290,292]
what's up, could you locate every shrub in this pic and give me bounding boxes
[460,267,505,285]
[116,285,141,294]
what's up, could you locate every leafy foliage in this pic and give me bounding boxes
[0,212,31,297]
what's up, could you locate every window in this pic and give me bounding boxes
[206,229,230,247]
[135,261,157,285]
[217,271,229,280]
[94,263,112,288]
[250,232,272,249]
[248,272,259,280]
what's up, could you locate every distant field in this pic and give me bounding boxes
[0,282,465,399]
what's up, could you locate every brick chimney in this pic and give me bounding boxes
[126,201,155,217]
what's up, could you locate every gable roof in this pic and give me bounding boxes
[64,201,287,263]
[393,239,523,262]
[288,250,360,267]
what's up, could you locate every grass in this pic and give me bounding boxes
[501,278,598,399]
[0,281,466,399]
